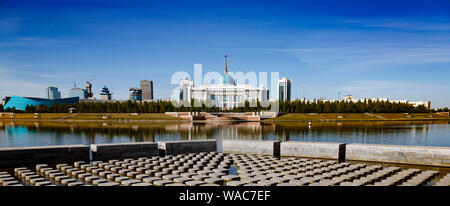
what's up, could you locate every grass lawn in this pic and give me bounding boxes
[0,113,182,121]
[266,113,450,121]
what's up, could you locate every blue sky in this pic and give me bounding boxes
[1,0,450,107]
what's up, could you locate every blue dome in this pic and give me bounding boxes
[223,74,235,85]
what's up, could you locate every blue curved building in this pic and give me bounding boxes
[3,96,79,111]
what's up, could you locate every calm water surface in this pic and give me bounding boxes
[0,121,449,148]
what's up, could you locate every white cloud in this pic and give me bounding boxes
[335,80,446,101]
[337,80,435,92]
[341,18,450,31]
[37,74,73,78]
[273,45,450,71]
[0,68,48,99]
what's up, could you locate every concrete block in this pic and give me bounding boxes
[0,145,89,168]
[60,178,77,186]
[158,140,217,155]
[115,176,129,183]
[49,172,64,180]
[2,180,19,186]
[185,180,205,186]
[153,179,172,186]
[121,179,142,186]
[174,177,193,184]
[0,177,15,183]
[166,183,186,186]
[29,177,46,185]
[280,141,346,161]
[35,181,52,186]
[98,182,120,186]
[91,142,158,161]
[135,174,149,180]
[92,179,108,186]
[143,177,162,185]
[68,182,84,186]
[222,140,281,156]
[84,176,99,184]
[346,144,450,167]
[77,173,91,181]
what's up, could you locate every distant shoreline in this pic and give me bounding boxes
[0,113,449,123]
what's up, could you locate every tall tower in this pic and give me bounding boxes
[46,86,61,100]
[179,77,194,101]
[224,54,227,75]
[140,80,153,100]
[278,77,292,101]
[86,82,93,99]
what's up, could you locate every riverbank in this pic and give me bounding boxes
[0,113,184,122]
[0,112,449,122]
[264,113,450,122]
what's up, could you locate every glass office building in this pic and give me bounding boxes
[69,88,87,100]
[278,77,292,101]
[46,86,61,100]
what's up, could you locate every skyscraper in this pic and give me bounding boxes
[46,86,61,100]
[86,81,93,99]
[278,77,292,101]
[140,80,153,100]
[69,82,87,100]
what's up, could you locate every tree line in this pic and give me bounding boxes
[0,99,442,113]
[278,99,431,113]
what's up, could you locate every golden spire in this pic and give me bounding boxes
[224,54,227,75]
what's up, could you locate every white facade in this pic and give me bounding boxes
[179,79,269,110]
[178,55,269,110]
[409,101,431,108]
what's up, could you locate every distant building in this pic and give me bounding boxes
[409,101,431,110]
[278,77,292,101]
[69,82,87,100]
[99,86,112,101]
[3,96,79,111]
[178,55,269,109]
[323,95,431,110]
[140,80,153,100]
[343,95,354,101]
[86,82,93,99]
[46,86,61,100]
[1,97,10,105]
[69,88,86,100]
[129,88,143,101]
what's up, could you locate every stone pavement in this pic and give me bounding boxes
[0,152,448,186]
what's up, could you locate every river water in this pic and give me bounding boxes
[0,121,449,148]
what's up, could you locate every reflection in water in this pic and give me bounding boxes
[0,121,449,148]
